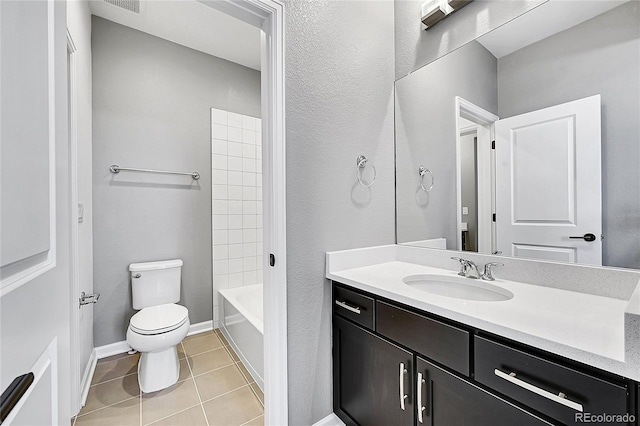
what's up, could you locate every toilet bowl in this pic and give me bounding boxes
[126,259,190,393]
[127,303,190,393]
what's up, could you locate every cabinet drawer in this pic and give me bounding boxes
[376,301,470,375]
[474,336,630,425]
[333,284,375,330]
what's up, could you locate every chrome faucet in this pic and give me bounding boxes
[451,257,504,281]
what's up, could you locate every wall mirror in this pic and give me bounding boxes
[395,0,639,269]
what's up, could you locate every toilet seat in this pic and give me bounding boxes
[129,303,189,335]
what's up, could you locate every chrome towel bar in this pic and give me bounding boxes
[110,164,200,180]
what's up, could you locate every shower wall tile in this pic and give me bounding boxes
[211,108,263,329]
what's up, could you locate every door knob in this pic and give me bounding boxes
[569,233,596,242]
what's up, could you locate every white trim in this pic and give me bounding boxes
[199,1,288,424]
[455,97,499,254]
[187,320,214,336]
[312,413,346,426]
[79,349,97,407]
[95,341,132,359]
[0,0,57,297]
[95,320,215,359]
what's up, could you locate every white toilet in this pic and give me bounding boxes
[126,259,190,393]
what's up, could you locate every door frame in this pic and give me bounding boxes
[455,97,498,255]
[198,1,287,424]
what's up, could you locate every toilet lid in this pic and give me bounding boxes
[130,303,189,335]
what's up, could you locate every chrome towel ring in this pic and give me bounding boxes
[419,165,434,192]
[356,155,376,187]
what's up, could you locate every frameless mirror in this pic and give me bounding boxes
[395,0,640,269]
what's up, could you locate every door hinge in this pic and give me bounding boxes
[492,213,496,222]
[491,141,496,150]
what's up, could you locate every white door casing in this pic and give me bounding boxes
[1,0,72,424]
[495,95,602,265]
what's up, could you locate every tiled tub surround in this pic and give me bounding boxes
[211,109,263,329]
[326,244,640,381]
[73,330,263,425]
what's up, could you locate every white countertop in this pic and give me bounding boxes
[326,245,640,381]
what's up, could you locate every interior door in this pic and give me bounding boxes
[494,95,602,265]
[0,1,71,424]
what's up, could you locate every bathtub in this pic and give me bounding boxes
[218,284,263,390]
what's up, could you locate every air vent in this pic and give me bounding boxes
[103,0,140,14]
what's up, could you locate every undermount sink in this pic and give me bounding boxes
[403,274,514,302]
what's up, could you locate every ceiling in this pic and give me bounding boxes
[89,0,262,71]
[478,0,629,58]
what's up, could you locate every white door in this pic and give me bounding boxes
[495,95,602,265]
[1,1,71,424]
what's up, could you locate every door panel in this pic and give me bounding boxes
[333,316,414,426]
[0,0,71,424]
[495,95,602,265]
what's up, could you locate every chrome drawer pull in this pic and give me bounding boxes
[335,300,361,314]
[494,369,583,412]
[417,372,426,423]
[399,363,408,410]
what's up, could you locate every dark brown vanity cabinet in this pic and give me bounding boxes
[332,282,638,426]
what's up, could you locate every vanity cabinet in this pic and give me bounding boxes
[332,282,638,426]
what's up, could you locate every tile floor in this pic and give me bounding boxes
[72,329,264,426]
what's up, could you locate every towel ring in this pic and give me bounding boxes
[356,155,376,188]
[419,166,434,192]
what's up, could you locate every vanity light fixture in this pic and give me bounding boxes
[421,0,473,29]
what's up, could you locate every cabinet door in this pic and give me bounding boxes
[416,357,553,426]
[333,316,414,426]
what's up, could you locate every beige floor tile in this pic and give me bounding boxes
[236,361,254,384]
[183,333,223,356]
[147,405,207,426]
[178,358,191,382]
[216,332,230,347]
[99,352,137,363]
[75,398,140,426]
[142,378,201,425]
[194,364,247,402]
[203,386,263,426]
[177,343,186,360]
[242,415,264,426]
[249,383,264,406]
[188,347,233,375]
[80,374,140,415]
[92,354,139,385]
[184,330,216,342]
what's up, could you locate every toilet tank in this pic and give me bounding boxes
[129,259,183,309]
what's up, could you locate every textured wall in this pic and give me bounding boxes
[394,0,545,79]
[497,2,640,269]
[92,17,260,346]
[395,41,497,248]
[284,0,396,423]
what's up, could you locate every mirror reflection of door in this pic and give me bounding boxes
[460,129,478,252]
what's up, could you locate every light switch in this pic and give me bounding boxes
[78,203,84,223]
[462,206,469,215]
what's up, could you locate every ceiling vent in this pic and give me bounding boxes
[102,0,140,14]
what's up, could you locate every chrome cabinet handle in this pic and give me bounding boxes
[335,300,361,314]
[399,363,408,410]
[417,372,426,423]
[494,369,583,412]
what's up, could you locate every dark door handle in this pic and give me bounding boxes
[569,233,597,242]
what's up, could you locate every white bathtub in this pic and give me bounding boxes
[218,284,263,390]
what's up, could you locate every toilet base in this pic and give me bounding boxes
[138,345,180,393]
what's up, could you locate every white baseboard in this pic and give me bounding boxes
[95,320,214,359]
[187,320,213,336]
[313,413,345,426]
[80,349,97,406]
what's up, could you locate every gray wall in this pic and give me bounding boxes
[92,17,260,346]
[394,0,545,79]
[395,40,497,248]
[284,0,396,423]
[497,1,640,269]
